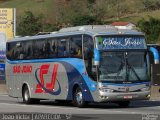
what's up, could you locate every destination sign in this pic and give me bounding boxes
[96,36,146,50]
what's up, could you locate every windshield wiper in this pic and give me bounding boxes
[114,60,125,80]
[126,59,141,81]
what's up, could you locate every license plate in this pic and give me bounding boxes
[124,96,132,99]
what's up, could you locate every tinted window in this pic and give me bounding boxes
[83,35,94,59]
[7,41,27,60]
[7,35,83,60]
[69,35,82,58]
[7,42,17,60]
[57,38,69,58]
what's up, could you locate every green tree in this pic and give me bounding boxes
[42,23,59,32]
[87,0,96,4]
[71,15,102,26]
[143,0,160,11]
[55,0,90,25]
[17,11,42,36]
[143,0,153,11]
[137,17,160,43]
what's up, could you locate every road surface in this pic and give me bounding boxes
[0,95,159,120]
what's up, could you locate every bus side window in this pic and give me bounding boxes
[32,41,35,59]
[70,36,82,58]
[27,46,31,59]
[43,40,51,58]
[14,42,23,60]
[50,39,58,58]
[6,42,17,60]
[19,44,25,60]
[24,40,33,59]
[57,38,69,58]
[11,49,15,60]
[51,40,57,57]
[57,39,65,57]
[14,47,19,60]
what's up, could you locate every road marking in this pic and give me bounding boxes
[0,94,8,96]
[0,102,141,114]
[150,100,160,101]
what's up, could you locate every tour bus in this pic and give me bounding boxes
[6,25,159,107]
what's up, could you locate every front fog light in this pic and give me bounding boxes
[147,94,150,98]
[100,96,105,99]
[100,96,108,99]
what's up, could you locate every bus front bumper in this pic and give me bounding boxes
[98,91,150,102]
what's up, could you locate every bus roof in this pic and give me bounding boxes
[8,25,144,42]
[147,44,160,46]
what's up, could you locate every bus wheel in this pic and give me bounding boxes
[117,101,130,108]
[22,86,33,104]
[73,87,87,108]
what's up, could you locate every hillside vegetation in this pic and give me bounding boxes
[0,0,56,23]
[0,0,160,23]
[0,0,160,43]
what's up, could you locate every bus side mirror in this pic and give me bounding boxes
[94,48,100,66]
[149,47,159,64]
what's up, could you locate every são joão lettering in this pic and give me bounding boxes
[13,65,32,74]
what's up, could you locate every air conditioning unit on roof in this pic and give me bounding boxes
[59,25,116,32]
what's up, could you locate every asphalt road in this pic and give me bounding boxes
[0,95,160,120]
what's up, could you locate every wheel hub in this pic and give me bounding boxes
[24,91,29,101]
[76,91,83,105]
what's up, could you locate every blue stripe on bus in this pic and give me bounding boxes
[7,59,149,87]
[59,61,94,101]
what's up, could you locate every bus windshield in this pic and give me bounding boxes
[99,51,149,82]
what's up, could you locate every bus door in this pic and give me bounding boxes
[151,64,160,99]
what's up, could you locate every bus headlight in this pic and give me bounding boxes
[141,87,150,91]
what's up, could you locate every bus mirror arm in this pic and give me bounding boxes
[149,47,159,64]
[94,48,100,66]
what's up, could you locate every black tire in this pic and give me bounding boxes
[73,87,87,108]
[55,100,71,105]
[118,101,130,108]
[32,99,40,104]
[22,86,40,104]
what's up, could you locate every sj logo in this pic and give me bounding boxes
[35,64,59,93]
